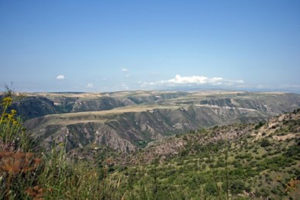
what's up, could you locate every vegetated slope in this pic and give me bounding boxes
[23,91,300,153]
[104,109,300,199]
[10,96,57,119]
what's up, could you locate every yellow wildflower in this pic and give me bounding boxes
[10,109,17,115]
[2,96,13,106]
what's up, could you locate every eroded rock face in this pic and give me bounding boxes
[23,107,286,154]
[19,91,300,154]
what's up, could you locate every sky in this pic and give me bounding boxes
[0,0,300,92]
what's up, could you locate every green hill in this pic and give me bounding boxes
[101,109,300,199]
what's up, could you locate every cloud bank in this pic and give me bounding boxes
[141,74,244,88]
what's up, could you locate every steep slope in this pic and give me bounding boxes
[104,109,300,199]
[10,96,57,119]
[24,105,267,153]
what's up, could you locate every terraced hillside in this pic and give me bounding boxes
[8,91,300,153]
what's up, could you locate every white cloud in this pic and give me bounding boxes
[121,68,128,72]
[168,75,223,85]
[141,74,244,88]
[56,74,65,80]
[86,83,94,88]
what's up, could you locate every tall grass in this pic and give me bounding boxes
[38,143,106,199]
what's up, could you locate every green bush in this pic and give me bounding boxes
[230,180,246,194]
[260,138,271,147]
[204,182,218,196]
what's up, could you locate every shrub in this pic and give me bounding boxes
[230,180,246,194]
[260,139,271,147]
[255,121,265,130]
[205,182,218,196]
[284,145,300,158]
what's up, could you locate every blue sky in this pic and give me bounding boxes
[0,0,299,92]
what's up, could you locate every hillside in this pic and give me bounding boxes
[18,91,300,153]
[98,109,300,199]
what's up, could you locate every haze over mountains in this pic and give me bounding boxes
[6,90,300,154]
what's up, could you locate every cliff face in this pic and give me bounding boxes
[21,91,300,153]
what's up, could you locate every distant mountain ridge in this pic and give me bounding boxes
[4,91,188,120]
